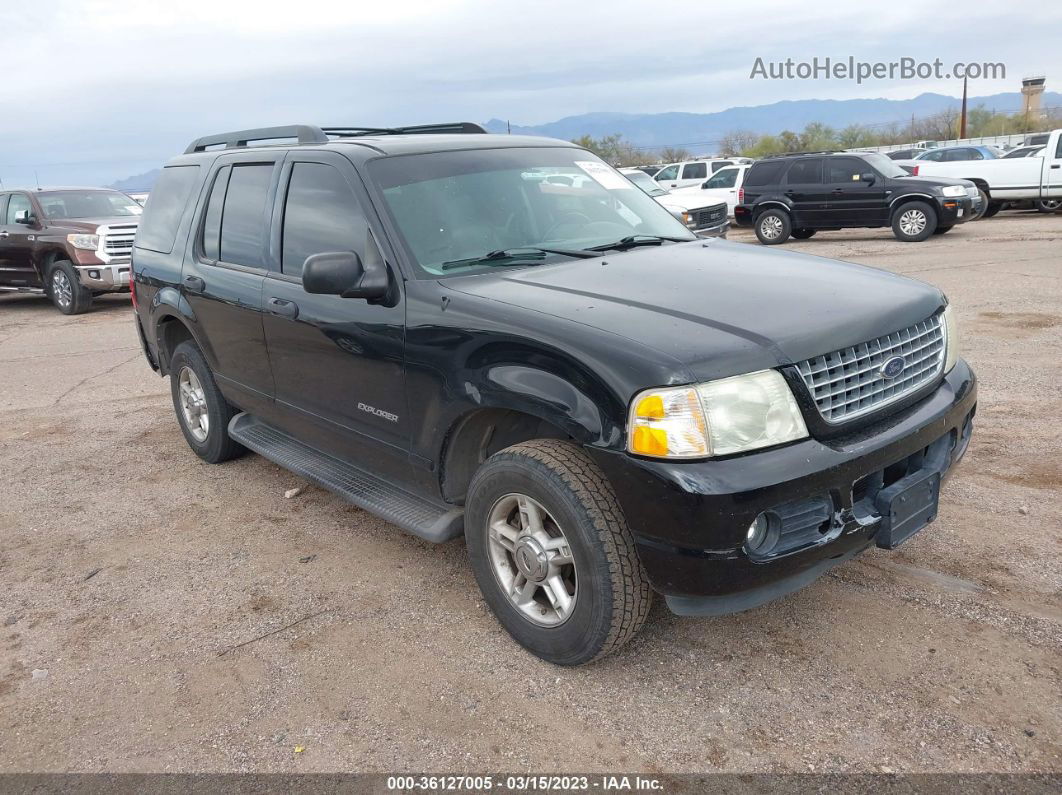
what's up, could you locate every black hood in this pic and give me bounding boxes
[891,174,975,189]
[442,239,944,383]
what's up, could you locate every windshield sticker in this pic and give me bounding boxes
[574,161,633,191]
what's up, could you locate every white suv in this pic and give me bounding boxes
[668,164,751,216]
[653,158,752,189]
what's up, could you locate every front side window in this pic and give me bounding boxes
[785,159,823,184]
[5,194,31,224]
[704,168,738,189]
[681,163,707,180]
[370,147,693,277]
[219,164,273,267]
[282,163,366,278]
[655,165,679,181]
[918,150,944,162]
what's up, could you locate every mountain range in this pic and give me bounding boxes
[109,91,1060,191]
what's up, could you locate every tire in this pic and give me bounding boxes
[791,228,816,240]
[933,225,953,235]
[755,208,792,245]
[465,439,652,666]
[971,189,989,220]
[982,202,1002,218]
[1035,199,1062,213]
[892,201,937,242]
[47,260,93,315]
[169,341,245,463]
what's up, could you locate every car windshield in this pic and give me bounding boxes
[623,170,668,197]
[37,191,143,219]
[370,147,695,276]
[861,153,910,178]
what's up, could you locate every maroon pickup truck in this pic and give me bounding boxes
[0,187,142,314]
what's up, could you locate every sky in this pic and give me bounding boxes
[1,0,1059,187]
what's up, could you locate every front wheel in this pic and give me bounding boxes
[169,341,245,463]
[465,440,652,666]
[47,261,93,315]
[892,202,938,242]
[755,209,792,245]
[1036,199,1062,214]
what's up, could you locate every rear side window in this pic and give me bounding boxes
[710,161,733,173]
[681,162,707,179]
[281,163,366,278]
[219,164,273,267]
[1057,136,1062,159]
[743,160,787,186]
[136,165,200,253]
[784,159,823,184]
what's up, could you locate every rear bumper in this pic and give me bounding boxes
[587,359,977,613]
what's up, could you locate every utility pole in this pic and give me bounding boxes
[959,76,968,139]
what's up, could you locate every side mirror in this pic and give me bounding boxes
[861,173,876,184]
[14,209,35,226]
[302,251,388,300]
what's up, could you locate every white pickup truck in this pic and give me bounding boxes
[904,128,1062,216]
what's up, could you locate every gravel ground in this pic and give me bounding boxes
[0,211,1059,774]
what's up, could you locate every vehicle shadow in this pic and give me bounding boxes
[0,292,131,314]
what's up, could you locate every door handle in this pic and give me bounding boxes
[267,297,299,319]
[784,190,796,196]
[0,231,9,239]
[831,188,844,193]
[183,275,205,293]
[1051,164,1060,169]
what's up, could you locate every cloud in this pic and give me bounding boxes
[0,0,1057,185]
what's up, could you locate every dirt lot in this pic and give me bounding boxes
[1,211,1059,774]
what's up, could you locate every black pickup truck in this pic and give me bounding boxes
[131,123,976,666]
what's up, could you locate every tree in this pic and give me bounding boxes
[799,122,838,151]
[570,133,655,166]
[719,130,759,156]
[659,146,693,163]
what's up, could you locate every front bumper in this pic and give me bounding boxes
[587,359,977,614]
[73,261,131,291]
[694,220,729,239]
[938,195,975,225]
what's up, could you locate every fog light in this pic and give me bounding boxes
[88,270,100,279]
[744,512,778,556]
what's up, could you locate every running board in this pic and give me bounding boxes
[228,413,463,543]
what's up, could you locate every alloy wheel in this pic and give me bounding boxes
[177,366,210,443]
[760,215,783,239]
[899,209,927,237]
[52,270,73,309]
[486,493,578,627]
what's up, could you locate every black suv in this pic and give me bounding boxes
[131,124,976,666]
[734,151,980,244]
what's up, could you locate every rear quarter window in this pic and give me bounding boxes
[136,166,201,254]
[743,160,787,187]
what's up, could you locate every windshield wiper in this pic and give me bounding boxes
[586,234,690,252]
[440,246,600,271]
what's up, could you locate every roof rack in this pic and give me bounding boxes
[184,125,329,154]
[183,122,488,154]
[762,150,843,159]
[321,122,488,137]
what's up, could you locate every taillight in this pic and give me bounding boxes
[738,187,744,203]
[911,166,919,176]
[129,268,138,310]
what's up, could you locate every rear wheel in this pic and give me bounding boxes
[755,209,792,245]
[47,261,93,315]
[1036,199,1061,213]
[892,201,937,242]
[169,341,245,463]
[465,440,651,666]
[791,228,816,239]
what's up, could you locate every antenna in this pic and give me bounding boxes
[34,171,40,190]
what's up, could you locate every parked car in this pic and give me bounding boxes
[910,145,1003,163]
[620,168,728,236]
[904,128,1062,217]
[132,123,976,666]
[1001,145,1045,159]
[0,187,141,313]
[733,151,980,244]
[668,164,751,216]
[635,164,664,176]
[654,158,752,189]
[885,148,926,160]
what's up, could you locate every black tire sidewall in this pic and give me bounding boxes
[755,209,792,245]
[466,456,617,666]
[892,201,937,242]
[169,341,240,463]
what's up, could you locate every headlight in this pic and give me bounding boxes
[940,185,967,198]
[942,304,958,372]
[67,233,99,250]
[628,370,808,459]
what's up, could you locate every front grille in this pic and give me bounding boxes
[692,205,726,228]
[796,314,945,423]
[99,223,138,261]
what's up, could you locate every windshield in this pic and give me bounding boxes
[623,170,668,197]
[370,147,694,276]
[862,153,910,178]
[37,191,143,219]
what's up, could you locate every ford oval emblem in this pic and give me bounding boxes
[880,356,906,379]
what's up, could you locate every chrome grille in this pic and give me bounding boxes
[99,223,138,261]
[796,314,945,423]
